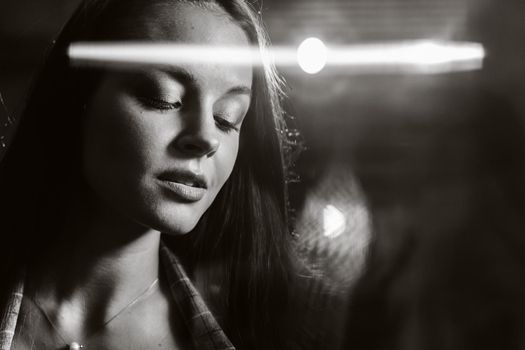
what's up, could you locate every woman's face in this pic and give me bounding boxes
[82,2,253,234]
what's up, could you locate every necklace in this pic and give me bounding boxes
[29,278,159,350]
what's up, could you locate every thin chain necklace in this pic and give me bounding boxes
[29,277,159,350]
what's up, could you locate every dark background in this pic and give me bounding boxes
[2,0,525,347]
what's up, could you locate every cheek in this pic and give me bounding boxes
[215,137,240,187]
[82,95,158,190]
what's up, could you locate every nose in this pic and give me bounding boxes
[175,108,220,158]
[177,131,219,158]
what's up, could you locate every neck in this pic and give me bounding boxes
[27,187,163,337]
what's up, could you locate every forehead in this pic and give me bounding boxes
[119,2,253,91]
[133,2,251,47]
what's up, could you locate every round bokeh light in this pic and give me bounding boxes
[297,37,327,74]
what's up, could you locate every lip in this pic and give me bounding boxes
[157,169,208,202]
[158,180,206,202]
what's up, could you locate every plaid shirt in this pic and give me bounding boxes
[0,240,235,350]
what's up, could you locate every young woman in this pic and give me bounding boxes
[0,0,336,349]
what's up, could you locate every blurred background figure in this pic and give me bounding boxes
[2,0,525,349]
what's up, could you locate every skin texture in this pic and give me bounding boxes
[82,3,253,235]
[12,3,253,350]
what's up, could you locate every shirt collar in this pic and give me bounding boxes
[159,240,235,350]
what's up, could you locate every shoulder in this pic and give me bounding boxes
[0,272,25,350]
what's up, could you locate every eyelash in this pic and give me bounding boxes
[139,97,182,111]
[214,115,239,133]
[140,97,239,133]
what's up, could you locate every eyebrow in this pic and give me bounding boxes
[160,67,252,97]
[226,85,252,97]
[162,67,198,87]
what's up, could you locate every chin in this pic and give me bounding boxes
[141,203,205,236]
[158,222,198,236]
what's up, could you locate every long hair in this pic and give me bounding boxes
[0,0,300,349]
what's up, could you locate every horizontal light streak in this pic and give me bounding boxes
[325,40,484,73]
[69,43,269,67]
[68,40,484,74]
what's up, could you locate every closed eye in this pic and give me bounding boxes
[139,97,182,111]
[214,115,239,133]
